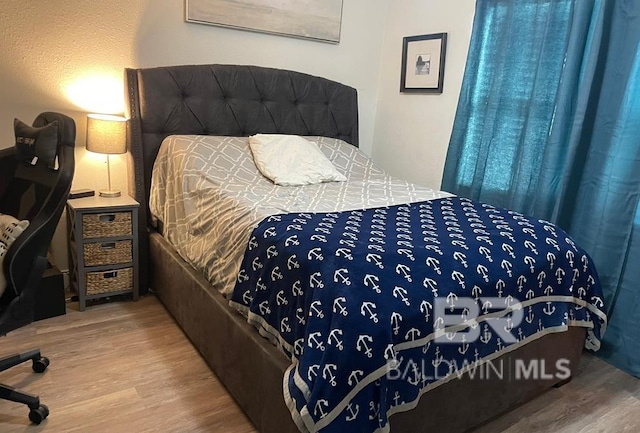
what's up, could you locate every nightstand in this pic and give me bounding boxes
[67,195,139,311]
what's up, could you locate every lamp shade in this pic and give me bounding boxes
[86,114,127,155]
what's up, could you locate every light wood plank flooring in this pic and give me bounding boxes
[0,295,637,432]
[0,295,255,433]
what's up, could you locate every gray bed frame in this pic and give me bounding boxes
[125,64,585,433]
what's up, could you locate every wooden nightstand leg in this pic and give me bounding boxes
[131,204,140,302]
[77,266,86,312]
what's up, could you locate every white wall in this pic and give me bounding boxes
[372,0,476,190]
[0,1,479,273]
[0,0,391,271]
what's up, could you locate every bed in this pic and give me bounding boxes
[124,64,606,433]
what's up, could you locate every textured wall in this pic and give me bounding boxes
[372,0,476,190]
[0,0,391,271]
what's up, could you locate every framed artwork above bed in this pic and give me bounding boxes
[185,0,343,43]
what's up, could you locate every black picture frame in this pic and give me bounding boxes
[400,33,447,94]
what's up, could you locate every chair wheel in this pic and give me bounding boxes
[32,357,50,373]
[29,404,49,424]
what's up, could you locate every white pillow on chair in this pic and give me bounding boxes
[0,214,30,296]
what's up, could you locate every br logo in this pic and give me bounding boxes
[433,297,524,344]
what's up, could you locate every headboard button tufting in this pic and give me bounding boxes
[125,63,359,237]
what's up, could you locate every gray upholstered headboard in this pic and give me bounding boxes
[124,63,359,291]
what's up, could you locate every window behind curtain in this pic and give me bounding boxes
[444,0,574,204]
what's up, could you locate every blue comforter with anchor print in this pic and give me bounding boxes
[229,197,607,433]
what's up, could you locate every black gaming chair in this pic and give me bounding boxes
[0,112,75,424]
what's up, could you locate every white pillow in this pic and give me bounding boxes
[0,214,30,296]
[248,134,347,186]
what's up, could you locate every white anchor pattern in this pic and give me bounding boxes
[229,197,607,433]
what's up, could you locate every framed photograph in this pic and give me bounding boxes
[400,33,447,93]
[185,0,343,44]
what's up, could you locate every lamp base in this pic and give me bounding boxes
[99,189,121,198]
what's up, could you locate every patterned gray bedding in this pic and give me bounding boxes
[149,135,449,295]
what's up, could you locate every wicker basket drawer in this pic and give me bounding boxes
[82,212,132,239]
[85,268,133,296]
[83,240,132,267]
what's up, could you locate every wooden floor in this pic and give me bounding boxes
[0,296,637,432]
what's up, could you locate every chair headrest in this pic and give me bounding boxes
[32,112,76,149]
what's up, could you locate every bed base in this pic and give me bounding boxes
[149,232,585,433]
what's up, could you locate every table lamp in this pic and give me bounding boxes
[86,114,127,198]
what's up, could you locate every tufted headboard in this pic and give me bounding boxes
[124,64,359,291]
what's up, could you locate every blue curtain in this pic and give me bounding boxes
[442,0,640,377]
